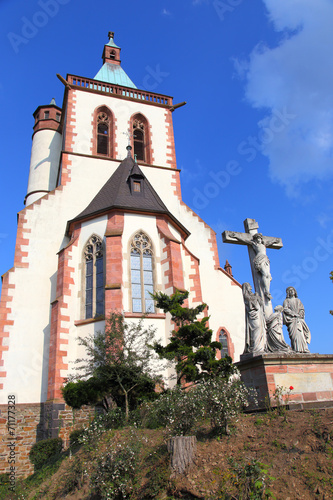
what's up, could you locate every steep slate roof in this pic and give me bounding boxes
[68,155,189,236]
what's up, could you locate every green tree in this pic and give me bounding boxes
[62,312,161,420]
[152,290,236,384]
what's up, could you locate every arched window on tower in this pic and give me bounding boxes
[84,235,104,319]
[130,231,154,313]
[219,329,229,358]
[94,106,114,157]
[132,114,151,163]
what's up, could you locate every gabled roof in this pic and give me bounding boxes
[93,63,137,88]
[68,155,189,237]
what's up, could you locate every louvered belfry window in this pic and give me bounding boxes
[84,235,104,319]
[130,231,154,313]
[97,112,109,155]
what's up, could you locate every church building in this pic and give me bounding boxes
[0,32,245,474]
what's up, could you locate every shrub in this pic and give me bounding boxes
[77,409,126,449]
[149,386,203,436]
[69,428,85,448]
[197,374,255,435]
[90,435,141,499]
[77,415,107,448]
[221,457,275,499]
[102,407,126,430]
[29,437,63,470]
[136,398,169,430]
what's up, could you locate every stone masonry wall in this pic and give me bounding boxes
[0,402,94,477]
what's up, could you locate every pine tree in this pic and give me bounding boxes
[152,290,236,384]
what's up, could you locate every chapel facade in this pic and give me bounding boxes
[0,32,245,474]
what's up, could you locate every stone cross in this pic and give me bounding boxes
[222,218,283,317]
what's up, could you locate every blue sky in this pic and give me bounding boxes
[1,0,333,354]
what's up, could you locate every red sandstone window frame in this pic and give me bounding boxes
[92,106,115,158]
[130,113,151,164]
[216,327,235,361]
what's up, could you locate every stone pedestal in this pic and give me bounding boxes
[236,353,333,410]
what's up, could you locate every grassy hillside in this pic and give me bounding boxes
[1,407,333,499]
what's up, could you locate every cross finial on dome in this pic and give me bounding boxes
[108,31,115,41]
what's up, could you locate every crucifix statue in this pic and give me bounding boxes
[222,218,283,317]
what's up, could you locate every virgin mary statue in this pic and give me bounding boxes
[242,282,267,354]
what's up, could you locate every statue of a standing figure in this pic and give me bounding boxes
[266,305,291,352]
[283,287,311,353]
[231,232,279,301]
[242,282,267,354]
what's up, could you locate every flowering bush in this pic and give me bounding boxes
[90,434,141,499]
[147,385,203,436]
[77,414,108,448]
[76,408,125,449]
[145,372,255,437]
[102,407,126,430]
[196,373,256,435]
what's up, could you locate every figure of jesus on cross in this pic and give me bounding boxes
[223,218,283,317]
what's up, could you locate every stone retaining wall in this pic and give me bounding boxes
[0,402,94,477]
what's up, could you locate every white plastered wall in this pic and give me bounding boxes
[73,91,170,166]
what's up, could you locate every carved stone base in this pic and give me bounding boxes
[236,353,333,410]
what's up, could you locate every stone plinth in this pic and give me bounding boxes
[236,353,333,410]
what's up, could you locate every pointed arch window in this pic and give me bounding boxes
[219,329,229,358]
[97,112,109,155]
[130,231,154,313]
[132,114,151,163]
[94,106,114,157]
[84,235,104,319]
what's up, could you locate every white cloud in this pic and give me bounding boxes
[162,8,171,15]
[237,0,333,194]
